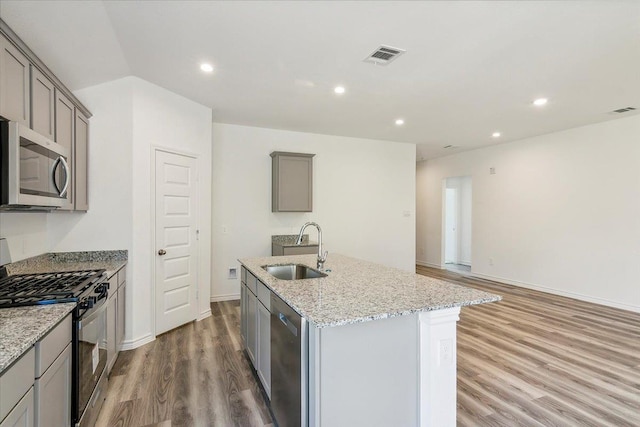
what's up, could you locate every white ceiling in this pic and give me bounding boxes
[1,1,639,160]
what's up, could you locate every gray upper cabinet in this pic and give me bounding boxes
[271,151,314,212]
[30,66,55,140]
[55,90,75,210]
[0,34,30,125]
[74,110,89,211]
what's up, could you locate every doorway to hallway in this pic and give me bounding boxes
[443,176,472,274]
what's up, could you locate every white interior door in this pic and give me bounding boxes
[155,150,198,335]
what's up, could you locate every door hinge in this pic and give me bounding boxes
[196,289,199,300]
[196,229,200,240]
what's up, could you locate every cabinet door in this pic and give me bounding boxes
[240,284,247,347]
[55,90,75,210]
[0,35,30,125]
[34,344,71,427]
[257,302,271,398]
[106,294,117,374]
[0,387,33,427]
[271,152,314,212]
[74,110,89,211]
[246,290,258,366]
[116,283,125,350]
[30,67,55,140]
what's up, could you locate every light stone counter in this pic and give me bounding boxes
[239,253,501,328]
[5,250,127,278]
[0,303,75,373]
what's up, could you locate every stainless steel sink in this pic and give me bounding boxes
[262,264,327,280]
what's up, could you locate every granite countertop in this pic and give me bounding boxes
[272,234,318,248]
[5,250,128,278]
[239,253,501,328]
[0,303,75,373]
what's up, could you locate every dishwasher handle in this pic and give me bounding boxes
[278,312,298,337]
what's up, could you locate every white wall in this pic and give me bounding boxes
[417,115,640,312]
[212,123,416,300]
[1,76,212,348]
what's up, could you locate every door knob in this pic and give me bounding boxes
[158,249,167,256]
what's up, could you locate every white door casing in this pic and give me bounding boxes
[154,150,199,335]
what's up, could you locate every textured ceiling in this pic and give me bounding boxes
[1,1,639,159]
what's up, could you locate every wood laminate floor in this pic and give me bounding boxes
[417,265,640,427]
[97,268,640,426]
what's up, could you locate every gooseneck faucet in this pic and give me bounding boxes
[295,222,328,270]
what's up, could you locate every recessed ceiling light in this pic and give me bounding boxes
[334,86,345,94]
[492,132,501,138]
[200,63,214,73]
[395,119,405,126]
[533,98,548,106]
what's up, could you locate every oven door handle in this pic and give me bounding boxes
[78,295,108,328]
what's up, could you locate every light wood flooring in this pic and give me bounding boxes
[417,265,640,427]
[97,268,640,426]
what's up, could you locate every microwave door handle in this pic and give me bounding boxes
[59,156,70,197]
[52,157,62,194]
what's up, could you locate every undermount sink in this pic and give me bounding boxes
[262,264,327,280]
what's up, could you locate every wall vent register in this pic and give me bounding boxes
[363,45,406,65]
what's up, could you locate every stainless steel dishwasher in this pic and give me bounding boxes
[270,293,308,427]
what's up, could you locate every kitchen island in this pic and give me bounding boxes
[239,253,501,427]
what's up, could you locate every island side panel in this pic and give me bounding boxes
[309,314,419,427]
[418,307,461,427]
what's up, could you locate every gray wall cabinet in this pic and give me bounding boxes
[271,152,314,212]
[30,67,55,141]
[0,35,30,125]
[55,90,75,210]
[0,21,92,212]
[74,110,89,211]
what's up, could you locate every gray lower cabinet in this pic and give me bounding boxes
[271,151,314,212]
[0,388,34,427]
[0,34,30,125]
[246,288,258,365]
[34,345,71,427]
[107,266,126,374]
[240,267,271,398]
[116,282,126,351]
[30,66,55,141]
[272,243,319,256]
[240,283,248,346]
[34,315,72,427]
[0,348,34,426]
[106,290,117,373]
[257,302,271,398]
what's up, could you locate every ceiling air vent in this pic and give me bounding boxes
[363,45,406,65]
[610,106,637,114]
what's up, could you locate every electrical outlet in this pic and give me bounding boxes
[228,267,237,279]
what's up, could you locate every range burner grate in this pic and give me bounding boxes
[0,270,106,308]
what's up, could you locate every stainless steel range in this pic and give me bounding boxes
[0,269,109,427]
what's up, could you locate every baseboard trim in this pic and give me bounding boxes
[120,333,155,351]
[416,260,443,269]
[211,293,240,302]
[471,272,640,314]
[198,308,212,321]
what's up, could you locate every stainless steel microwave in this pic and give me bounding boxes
[0,121,70,210]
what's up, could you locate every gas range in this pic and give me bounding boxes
[0,269,107,308]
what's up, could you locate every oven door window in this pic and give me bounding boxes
[78,301,108,416]
[19,137,64,198]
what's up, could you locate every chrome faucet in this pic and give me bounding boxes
[295,222,328,270]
